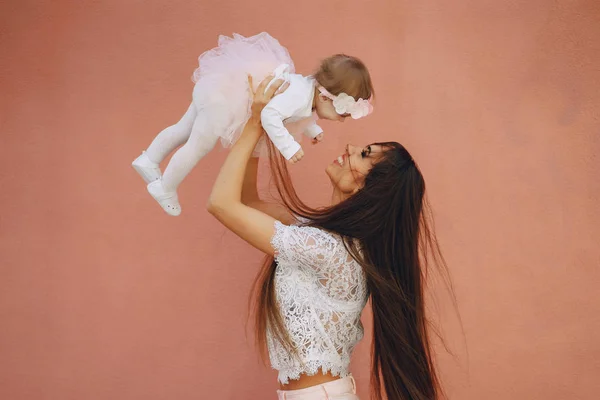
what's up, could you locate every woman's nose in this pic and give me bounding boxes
[347,144,357,154]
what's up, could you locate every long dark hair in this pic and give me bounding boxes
[249,140,455,400]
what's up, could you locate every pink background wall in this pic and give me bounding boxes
[1,1,599,399]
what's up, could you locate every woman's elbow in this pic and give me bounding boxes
[206,196,225,216]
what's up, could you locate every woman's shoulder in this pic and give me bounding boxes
[285,218,346,249]
[273,219,360,276]
[285,218,336,237]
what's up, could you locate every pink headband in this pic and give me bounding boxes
[317,86,373,119]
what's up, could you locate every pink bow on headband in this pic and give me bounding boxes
[318,86,374,119]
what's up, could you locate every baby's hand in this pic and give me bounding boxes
[290,148,304,164]
[311,133,324,145]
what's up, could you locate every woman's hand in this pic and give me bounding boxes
[247,74,289,124]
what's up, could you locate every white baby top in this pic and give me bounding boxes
[268,220,368,384]
[260,74,324,160]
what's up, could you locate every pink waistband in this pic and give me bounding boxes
[277,375,356,400]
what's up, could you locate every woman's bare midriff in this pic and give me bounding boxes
[279,369,340,390]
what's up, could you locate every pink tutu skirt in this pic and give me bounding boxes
[191,32,295,147]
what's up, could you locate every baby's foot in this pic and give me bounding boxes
[132,151,162,183]
[147,179,181,216]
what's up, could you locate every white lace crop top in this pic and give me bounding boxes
[268,221,368,384]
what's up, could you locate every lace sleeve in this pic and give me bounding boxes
[271,221,366,303]
[271,221,337,275]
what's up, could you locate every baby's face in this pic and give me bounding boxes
[315,95,347,122]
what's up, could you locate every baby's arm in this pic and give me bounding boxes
[304,122,324,144]
[260,86,306,162]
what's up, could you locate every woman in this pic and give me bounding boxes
[208,75,453,400]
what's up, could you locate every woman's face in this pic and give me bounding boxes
[326,143,384,198]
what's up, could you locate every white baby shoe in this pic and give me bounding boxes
[147,179,181,216]
[132,151,162,183]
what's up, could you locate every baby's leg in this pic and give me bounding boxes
[161,111,219,193]
[145,102,198,164]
